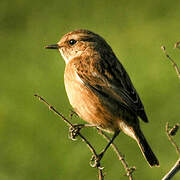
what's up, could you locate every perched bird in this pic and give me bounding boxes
[46,29,159,167]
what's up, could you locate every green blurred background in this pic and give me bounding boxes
[0,0,180,179]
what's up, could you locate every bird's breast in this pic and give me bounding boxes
[64,61,119,132]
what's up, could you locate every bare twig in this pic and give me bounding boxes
[34,94,104,180]
[174,41,180,49]
[161,43,180,180]
[166,123,180,156]
[162,158,180,180]
[34,94,74,127]
[161,123,180,180]
[98,129,135,180]
[161,45,180,80]
[98,167,104,180]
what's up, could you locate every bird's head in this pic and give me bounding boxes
[45,29,113,64]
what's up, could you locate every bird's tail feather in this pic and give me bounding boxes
[134,129,159,167]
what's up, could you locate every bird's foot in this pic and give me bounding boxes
[69,124,96,140]
[69,124,85,140]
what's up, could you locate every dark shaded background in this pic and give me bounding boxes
[0,0,180,179]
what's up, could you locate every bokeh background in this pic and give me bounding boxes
[0,0,180,179]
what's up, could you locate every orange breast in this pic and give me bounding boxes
[64,60,119,132]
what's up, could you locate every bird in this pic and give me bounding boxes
[45,29,159,167]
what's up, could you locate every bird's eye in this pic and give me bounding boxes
[69,39,77,45]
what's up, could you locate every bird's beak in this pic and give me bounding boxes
[45,44,59,49]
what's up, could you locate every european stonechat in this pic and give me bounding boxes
[46,29,159,167]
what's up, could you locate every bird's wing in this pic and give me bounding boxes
[74,56,148,122]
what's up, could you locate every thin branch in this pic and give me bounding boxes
[34,94,104,180]
[161,43,180,180]
[161,123,180,180]
[97,129,135,180]
[166,123,180,156]
[162,158,180,180]
[161,46,180,80]
[98,167,104,180]
[34,94,74,127]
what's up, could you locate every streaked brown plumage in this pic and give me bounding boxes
[46,29,159,167]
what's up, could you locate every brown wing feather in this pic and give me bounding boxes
[74,55,148,123]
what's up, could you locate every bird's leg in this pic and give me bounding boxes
[98,130,120,159]
[91,130,120,167]
[99,130,120,157]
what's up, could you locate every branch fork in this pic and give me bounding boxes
[34,94,135,180]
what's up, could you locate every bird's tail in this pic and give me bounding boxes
[134,128,159,167]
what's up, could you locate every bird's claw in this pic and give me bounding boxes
[69,124,84,140]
